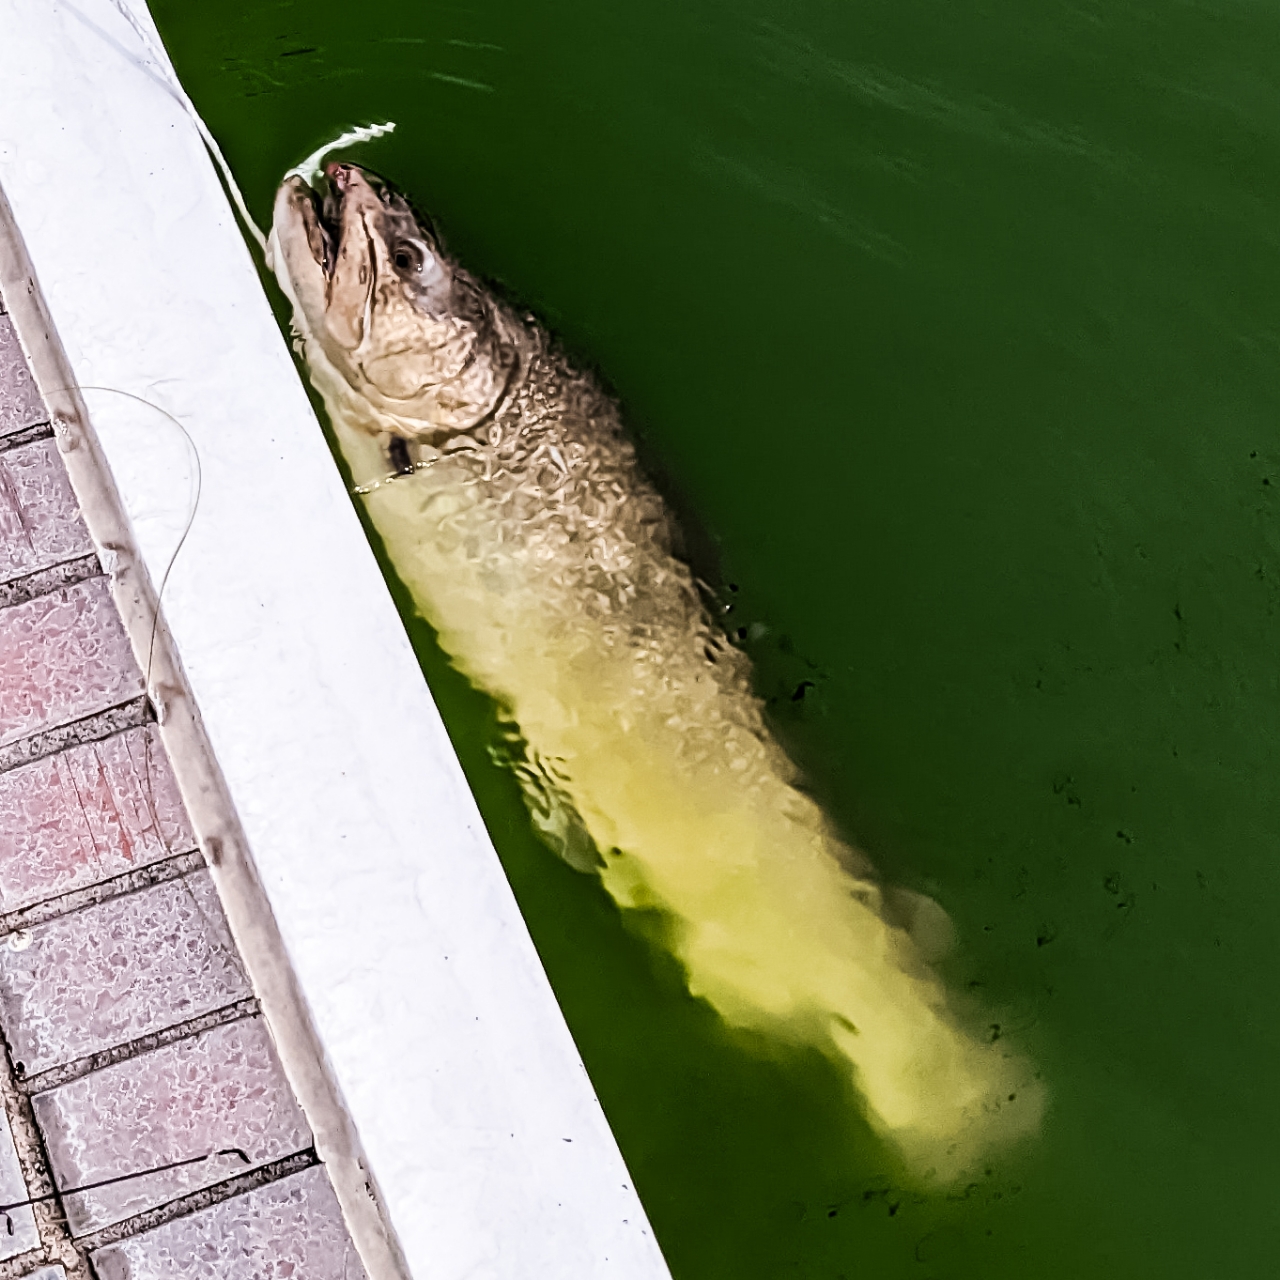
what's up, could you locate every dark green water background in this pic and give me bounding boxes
[151,1,1280,1274]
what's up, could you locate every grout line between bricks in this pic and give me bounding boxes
[0,1144,324,1249]
[0,1249,44,1280]
[2,176,410,1280]
[0,698,152,777]
[0,423,53,455]
[0,554,102,613]
[0,1006,91,1280]
[2,214,356,1279]
[73,1149,319,1255]
[0,849,203,939]
[15,999,261,1097]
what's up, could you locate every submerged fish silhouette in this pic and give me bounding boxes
[268,162,1043,1179]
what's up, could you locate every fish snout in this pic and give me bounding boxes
[324,164,385,222]
[325,162,378,198]
[326,161,355,190]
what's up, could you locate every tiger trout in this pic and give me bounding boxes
[268,161,1043,1179]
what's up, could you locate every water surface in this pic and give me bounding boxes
[151,1,1280,1274]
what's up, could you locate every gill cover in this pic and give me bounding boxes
[304,165,514,435]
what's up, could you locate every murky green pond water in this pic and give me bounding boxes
[151,1,1280,1274]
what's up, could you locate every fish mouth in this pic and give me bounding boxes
[292,163,420,282]
[290,164,370,278]
[291,170,343,279]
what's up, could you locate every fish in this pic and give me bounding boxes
[268,161,1043,1179]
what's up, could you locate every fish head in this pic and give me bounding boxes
[270,162,515,435]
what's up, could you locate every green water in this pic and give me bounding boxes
[151,1,1280,1274]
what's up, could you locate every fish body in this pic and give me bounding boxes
[269,164,1042,1178]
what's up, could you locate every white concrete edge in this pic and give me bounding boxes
[0,2,671,1276]
[0,181,411,1280]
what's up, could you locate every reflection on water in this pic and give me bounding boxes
[271,163,1043,1180]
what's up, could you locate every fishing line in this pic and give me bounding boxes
[105,0,395,258]
[285,122,398,186]
[0,1146,251,1234]
[104,0,266,253]
[21,12,400,960]
[62,388,253,974]
[44,384,201,890]
[55,9,398,933]
[68,386,203,705]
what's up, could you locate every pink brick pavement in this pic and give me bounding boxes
[0,578,144,749]
[34,1016,311,1235]
[0,314,46,439]
[0,438,93,585]
[0,1100,39,1257]
[0,870,252,1077]
[0,267,363,1269]
[0,726,194,913]
[91,1167,369,1280]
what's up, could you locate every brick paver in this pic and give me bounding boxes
[34,1016,310,1235]
[0,1100,38,1258]
[0,315,46,438]
[0,261,367,1274]
[0,438,93,585]
[0,871,250,1076]
[0,577,143,749]
[0,727,194,913]
[90,1167,367,1280]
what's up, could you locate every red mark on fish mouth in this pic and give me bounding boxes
[326,161,355,191]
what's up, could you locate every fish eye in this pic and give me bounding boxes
[392,242,426,274]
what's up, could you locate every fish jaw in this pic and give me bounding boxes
[269,176,330,348]
[271,168,514,439]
